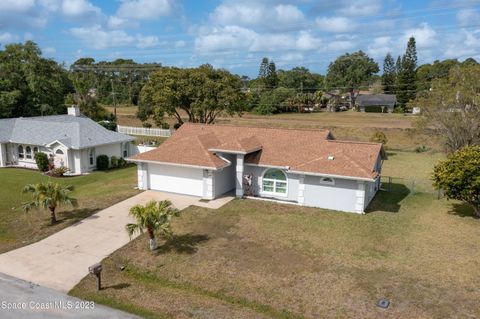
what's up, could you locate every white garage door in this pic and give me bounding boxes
[148,163,203,197]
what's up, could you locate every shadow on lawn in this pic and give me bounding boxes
[448,202,479,219]
[104,283,131,290]
[365,183,410,213]
[155,233,209,255]
[39,208,98,228]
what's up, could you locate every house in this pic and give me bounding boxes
[0,107,134,174]
[355,94,397,113]
[128,123,386,214]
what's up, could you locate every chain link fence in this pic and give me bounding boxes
[380,176,444,199]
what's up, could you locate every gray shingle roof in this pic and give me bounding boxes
[356,94,397,107]
[0,115,133,149]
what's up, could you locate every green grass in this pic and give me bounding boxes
[0,166,140,253]
[70,152,480,319]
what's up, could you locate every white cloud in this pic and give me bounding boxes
[136,35,159,48]
[337,0,382,16]
[194,26,322,54]
[0,0,36,12]
[116,0,175,20]
[444,29,480,58]
[43,46,56,54]
[70,25,135,49]
[0,32,19,43]
[210,2,305,31]
[174,40,187,48]
[326,40,356,52]
[402,23,438,49]
[61,0,101,19]
[456,9,480,27]
[316,16,356,33]
[367,36,394,58]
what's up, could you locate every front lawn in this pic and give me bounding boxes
[70,152,480,318]
[0,166,140,253]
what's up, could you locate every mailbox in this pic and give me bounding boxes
[88,263,102,275]
[88,263,102,290]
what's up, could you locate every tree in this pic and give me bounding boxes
[433,146,480,217]
[254,87,296,114]
[277,67,324,91]
[258,57,269,80]
[411,64,480,152]
[138,64,245,124]
[126,200,179,250]
[0,41,73,118]
[416,59,460,91]
[382,53,396,94]
[266,61,278,88]
[396,37,418,111]
[22,181,78,224]
[34,152,49,172]
[370,131,388,145]
[325,51,379,108]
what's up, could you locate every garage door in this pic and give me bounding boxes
[148,163,203,197]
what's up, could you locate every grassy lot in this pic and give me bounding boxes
[70,151,480,319]
[0,166,140,253]
[108,106,441,152]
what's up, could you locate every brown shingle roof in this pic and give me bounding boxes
[129,123,384,180]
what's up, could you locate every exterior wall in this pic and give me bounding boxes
[303,176,361,213]
[213,154,236,197]
[235,154,244,197]
[95,143,122,160]
[0,143,6,167]
[147,163,204,197]
[203,170,214,199]
[244,165,299,202]
[137,163,149,190]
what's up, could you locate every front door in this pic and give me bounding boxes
[54,149,65,168]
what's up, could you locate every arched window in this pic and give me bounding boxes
[33,147,39,154]
[26,146,32,159]
[55,149,64,155]
[262,169,287,195]
[18,146,24,159]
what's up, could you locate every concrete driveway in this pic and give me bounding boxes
[0,191,233,292]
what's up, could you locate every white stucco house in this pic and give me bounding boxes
[0,107,134,174]
[128,123,386,214]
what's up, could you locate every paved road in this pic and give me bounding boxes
[0,191,232,292]
[0,272,140,318]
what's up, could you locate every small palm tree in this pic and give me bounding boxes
[126,200,179,250]
[22,181,78,225]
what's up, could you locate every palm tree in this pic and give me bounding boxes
[22,181,78,225]
[126,200,179,250]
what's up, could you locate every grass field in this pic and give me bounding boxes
[107,106,441,152]
[0,166,140,253]
[70,151,480,319]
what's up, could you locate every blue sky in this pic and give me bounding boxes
[1,0,480,77]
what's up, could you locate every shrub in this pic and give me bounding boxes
[173,123,182,130]
[118,157,127,168]
[370,131,388,145]
[98,120,117,131]
[50,166,69,177]
[142,122,152,128]
[161,122,170,129]
[34,152,49,172]
[110,156,119,168]
[96,155,109,171]
[415,145,428,153]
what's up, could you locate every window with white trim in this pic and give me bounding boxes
[18,145,24,159]
[89,148,95,166]
[262,169,287,195]
[320,177,335,185]
[25,146,32,159]
[33,147,39,155]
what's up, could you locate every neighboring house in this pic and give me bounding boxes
[0,107,134,174]
[355,94,397,113]
[128,123,386,214]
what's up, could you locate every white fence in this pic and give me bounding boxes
[117,125,173,137]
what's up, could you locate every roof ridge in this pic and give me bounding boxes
[182,122,331,134]
[327,140,382,147]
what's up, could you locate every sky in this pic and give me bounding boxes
[1,0,480,77]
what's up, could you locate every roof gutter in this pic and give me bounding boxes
[126,158,228,171]
[288,169,377,182]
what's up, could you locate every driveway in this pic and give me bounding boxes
[0,272,140,318]
[0,191,233,292]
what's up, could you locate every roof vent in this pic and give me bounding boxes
[327,155,335,160]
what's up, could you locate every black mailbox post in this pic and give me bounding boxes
[88,263,103,291]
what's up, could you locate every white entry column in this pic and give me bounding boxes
[298,174,305,205]
[0,144,5,167]
[203,170,214,200]
[235,154,244,197]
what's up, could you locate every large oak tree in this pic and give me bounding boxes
[138,64,245,124]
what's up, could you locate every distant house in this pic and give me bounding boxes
[355,94,397,113]
[128,123,386,214]
[0,107,134,174]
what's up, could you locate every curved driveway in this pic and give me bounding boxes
[0,191,232,292]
